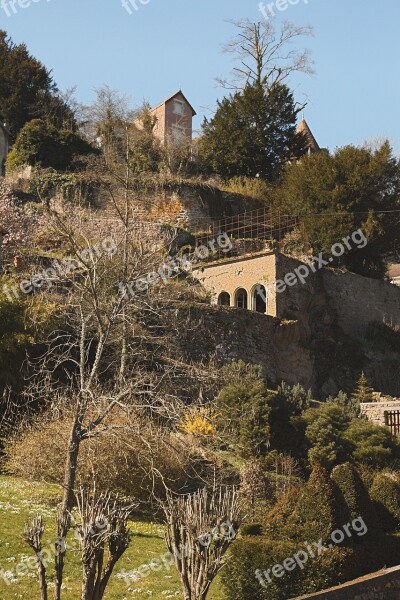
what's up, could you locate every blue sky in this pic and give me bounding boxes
[1,0,400,153]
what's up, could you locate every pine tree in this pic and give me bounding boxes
[352,372,375,404]
[200,82,308,181]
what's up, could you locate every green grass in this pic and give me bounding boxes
[0,476,224,600]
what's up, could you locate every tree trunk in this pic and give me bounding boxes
[37,556,48,600]
[54,415,82,600]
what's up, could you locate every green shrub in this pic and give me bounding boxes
[222,537,303,600]
[331,462,378,534]
[7,119,96,172]
[289,463,338,542]
[343,419,399,467]
[263,486,303,547]
[370,471,400,532]
[223,536,357,600]
[268,383,311,458]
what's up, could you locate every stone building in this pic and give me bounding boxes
[146,90,196,146]
[193,250,400,337]
[0,119,11,176]
[193,252,278,317]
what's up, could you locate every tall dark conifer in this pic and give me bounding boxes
[200,82,308,181]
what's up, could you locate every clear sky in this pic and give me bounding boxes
[1,0,400,153]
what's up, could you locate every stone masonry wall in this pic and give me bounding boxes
[360,401,400,427]
[321,269,400,337]
[174,304,315,389]
[293,565,400,599]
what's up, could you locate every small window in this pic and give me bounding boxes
[171,124,186,143]
[173,100,185,116]
[218,292,231,306]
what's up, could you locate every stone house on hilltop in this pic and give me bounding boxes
[138,90,196,146]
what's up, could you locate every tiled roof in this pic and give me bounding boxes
[151,90,197,116]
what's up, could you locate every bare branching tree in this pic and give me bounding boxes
[23,93,182,600]
[162,487,242,600]
[24,516,48,600]
[217,19,314,91]
[75,487,134,600]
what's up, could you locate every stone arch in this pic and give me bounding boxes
[218,291,231,306]
[234,288,248,310]
[251,284,267,314]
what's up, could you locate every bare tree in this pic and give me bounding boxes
[75,487,133,600]
[162,486,242,600]
[24,516,48,600]
[217,19,314,91]
[23,96,179,599]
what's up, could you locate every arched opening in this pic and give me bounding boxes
[235,288,248,309]
[218,291,231,306]
[253,284,267,314]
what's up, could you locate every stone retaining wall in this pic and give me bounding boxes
[292,565,400,599]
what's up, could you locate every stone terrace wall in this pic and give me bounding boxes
[292,565,400,599]
[174,303,315,389]
[321,269,400,337]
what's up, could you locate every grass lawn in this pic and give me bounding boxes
[0,476,225,600]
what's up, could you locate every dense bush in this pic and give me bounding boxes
[288,464,338,542]
[343,418,399,467]
[4,409,209,500]
[370,471,400,532]
[268,382,311,457]
[301,403,400,469]
[0,293,57,391]
[7,119,97,172]
[224,461,400,600]
[331,462,378,533]
[222,537,303,600]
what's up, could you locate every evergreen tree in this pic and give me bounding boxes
[0,31,74,139]
[270,142,400,278]
[352,372,375,404]
[200,82,308,181]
